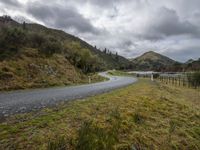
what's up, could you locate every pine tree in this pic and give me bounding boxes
[23,21,26,30]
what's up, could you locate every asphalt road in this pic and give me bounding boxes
[0,72,137,118]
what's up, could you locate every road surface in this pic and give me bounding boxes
[0,72,137,118]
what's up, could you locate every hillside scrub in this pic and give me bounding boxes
[0,25,109,90]
[0,26,102,73]
[0,80,199,149]
[0,48,106,91]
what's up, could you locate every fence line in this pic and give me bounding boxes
[136,73,200,89]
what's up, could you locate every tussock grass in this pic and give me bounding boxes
[0,79,199,149]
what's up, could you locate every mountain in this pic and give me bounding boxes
[0,15,131,90]
[184,58,200,71]
[185,59,194,64]
[130,51,178,71]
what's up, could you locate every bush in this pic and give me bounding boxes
[28,32,46,48]
[0,27,26,51]
[153,73,160,79]
[64,41,102,73]
[0,27,26,60]
[187,72,200,88]
[40,36,62,56]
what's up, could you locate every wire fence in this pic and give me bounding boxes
[136,72,200,89]
[157,76,189,87]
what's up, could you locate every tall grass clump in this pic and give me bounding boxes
[76,109,122,150]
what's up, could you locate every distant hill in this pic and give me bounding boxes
[184,58,200,71]
[130,51,177,71]
[185,59,194,64]
[0,15,131,90]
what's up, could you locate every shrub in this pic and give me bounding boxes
[187,72,200,88]
[153,73,160,79]
[0,27,26,60]
[28,32,46,48]
[40,36,62,56]
[0,27,26,51]
[64,41,102,73]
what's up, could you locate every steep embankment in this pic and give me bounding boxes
[0,48,89,90]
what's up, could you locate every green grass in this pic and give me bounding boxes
[108,70,132,77]
[0,79,199,149]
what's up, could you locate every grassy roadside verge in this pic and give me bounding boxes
[107,70,132,76]
[0,79,199,149]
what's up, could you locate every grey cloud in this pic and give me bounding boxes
[0,0,20,7]
[145,7,199,40]
[27,2,99,34]
[135,7,200,41]
[163,47,200,62]
[89,0,117,7]
[155,7,198,36]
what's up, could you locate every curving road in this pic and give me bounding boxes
[0,72,137,118]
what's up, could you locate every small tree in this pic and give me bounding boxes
[23,21,26,30]
[0,27,26,51]
[104,48,107,53]
[40,36,62,56]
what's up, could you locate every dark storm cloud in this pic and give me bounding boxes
[27,2,99,34]
[0,0,20,7]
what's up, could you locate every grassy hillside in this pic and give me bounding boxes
[131,51,177,71]
[0,79,199,149]
[0,16,130,90]
[25,23,131,70]
[0,48,107,90]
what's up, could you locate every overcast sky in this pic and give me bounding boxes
[1,0,200,62]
